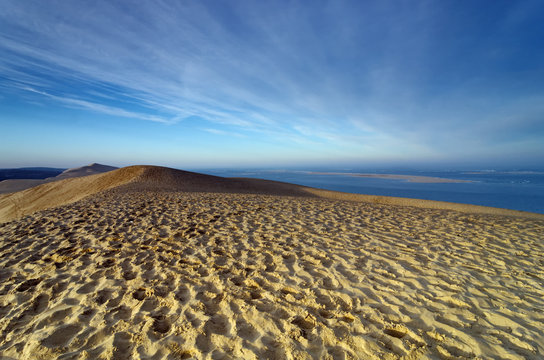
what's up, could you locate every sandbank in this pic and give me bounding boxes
[309,172,472,183]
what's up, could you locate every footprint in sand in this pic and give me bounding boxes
[106,290,125,308]
[384,327,407,339]
[78,307,97,322]
[174,285,192,304]
[112,331,133,359]
[195,333,214,353]
[95,289,113,305]
[154,284,169,297]
[236,319,259,341]
[152,314,171,334]
[101,258,116,268]
[76,280,98,294]
[122,270,137,281]
[29,293,49,314]
[132,287,152,301]
[41,323,82,348]
[16,278,41,292]
[204,314,231,336]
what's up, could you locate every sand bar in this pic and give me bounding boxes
[309,172,472,183]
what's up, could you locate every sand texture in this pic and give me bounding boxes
[1,165,543,359]
[0,180,49,195]
[1,166,541,225]
[55,164,118,180]
[1,179,544,359]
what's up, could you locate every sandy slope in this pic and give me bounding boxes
[0,179,48,195]
[0,165,543,359]
[0,166,142,223]
[0,163,119,195]
[1,165,541,224]
[0,166,315,224]
[0,189,543,359]
[55,163,118,180]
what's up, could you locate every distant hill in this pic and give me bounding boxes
[0,163,118,194]
[0,167,65,181]
[55,163,118,180]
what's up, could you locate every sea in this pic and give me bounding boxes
[199,168,544,214]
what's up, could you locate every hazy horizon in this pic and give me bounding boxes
[2,161,544,173]
[1,1,543,169]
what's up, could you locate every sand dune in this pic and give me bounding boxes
[0,166,315,224]
[0,179,49,195]
[55,163,118,180]
[0,188,543,359]
[1,165,541,225]
[0,163,119,195]
[0,166,140,224]
[1,165,543,359]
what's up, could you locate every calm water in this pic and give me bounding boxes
[198,169,544,214]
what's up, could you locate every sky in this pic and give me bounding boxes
[1,0,543,170]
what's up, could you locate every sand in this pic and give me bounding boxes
[0,166,543,359]
[0,163,118,195]
[55,164,118,180]
[0,179,49,195]
[1,166,539,225]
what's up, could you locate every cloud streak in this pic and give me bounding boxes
[1,0,543,167]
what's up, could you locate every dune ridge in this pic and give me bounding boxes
[1,165,542,224]
[0,165,543,358]
[55,163,118,180]
[0,166,142,223]
[0,166,313,224]
[0,163,119,195]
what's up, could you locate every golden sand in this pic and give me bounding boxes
[0,166,543,359]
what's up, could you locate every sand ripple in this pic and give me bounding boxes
[0,191,543,359]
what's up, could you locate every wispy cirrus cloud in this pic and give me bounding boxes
[0,0,543,167]
[202,128,246,138]
[21,86,172,124]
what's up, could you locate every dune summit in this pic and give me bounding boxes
[0,165,315,224]
[0,163,119,195]
[0,165,543,359]
[55,163,118,180]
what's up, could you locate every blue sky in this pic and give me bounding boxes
[1,0,543,169]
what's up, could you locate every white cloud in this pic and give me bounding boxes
[202,128,245,138]
[21,86,172,123]
[1,0,542,165]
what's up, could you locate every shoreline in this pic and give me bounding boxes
[308,171,473,183]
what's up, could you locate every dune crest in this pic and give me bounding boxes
[0,166,142,223]
[55,163,118,179]
[0,163,119,194]
[0,166,312,223]
[0,166,543,358]
[1,165,542,224]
